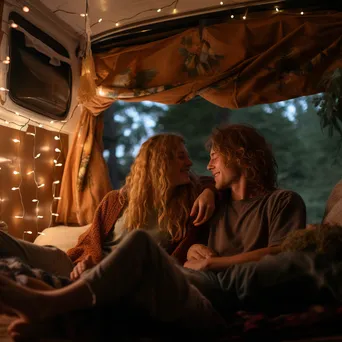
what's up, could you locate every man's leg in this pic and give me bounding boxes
[217,252,334,314]
[0,231,73,277]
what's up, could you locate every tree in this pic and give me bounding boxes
[103,101,166,188]
[156,97,231,175]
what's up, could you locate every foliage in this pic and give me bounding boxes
[313,68,342,137]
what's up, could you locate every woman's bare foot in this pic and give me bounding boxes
[8,317,63,342]
[0,275,51,322]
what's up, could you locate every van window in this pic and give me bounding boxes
[8,12,72,120]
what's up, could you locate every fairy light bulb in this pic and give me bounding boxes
[11,22,18,28]
[220,1,223,5]
[55,148,61,153]
[38,184,45,188]
[22,6,30,13]
[54,136,60,140]
[53,180,60,185]
[157,8,161,12]
[12,139,20,143]
[27,170,34,175]
[52,213,59,217]
[11,187,19,190]
[38,124,43,128]
[32,199,38,202]
[34,153,41,159]
[13,171,20,175]
[98,18,103,23]
[55,163,63,167]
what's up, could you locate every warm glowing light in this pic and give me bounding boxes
[32,199,38,202]
[26,132,35,136]
[11,22,18,28]
[80,13,87,17]
[53,180,60,185]
[173,8,177,14]
[220,1,223,5]
[275,7,279,12]
[12,139,20,143]
[54,136,60,140]
[300,11,304,15]
[15,112,20,115]
[38,124,43,128]
[11,187,19,190]
[16,216,24,219]
[157,8,161,12]
[13,171,20,175]
[115,22,119,27]
[0,87,9,92]
[52,213,59,217]
[38,232,45,235]
[55,163,63,167]
[38,184,45,188]
[53,159,57,164]
[5,121,9,124]
[22,6,30,13]
[27,171,34,175]
[37,215,44,219]
[243,15,246,20]
[54,197,62,200]
[55,148,61,153]
[98,18,103,22]
[3,60,10,65]
[50,120,55,124]
[34,153,41,159]
[231,14,234,18]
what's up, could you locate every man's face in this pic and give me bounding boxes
[207,148,242,190]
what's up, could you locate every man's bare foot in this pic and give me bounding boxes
[0,275,50,322]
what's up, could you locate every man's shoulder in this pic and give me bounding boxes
[267,189,305,206]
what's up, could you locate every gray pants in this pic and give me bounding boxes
[83,230,225,329]
[0,231,73,277]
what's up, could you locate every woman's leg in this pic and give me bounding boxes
[0,230,224,328]
[0,231,73,277]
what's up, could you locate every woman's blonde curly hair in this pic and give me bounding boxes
[123,133,200,242]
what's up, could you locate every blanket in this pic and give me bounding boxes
[0,257,71,289]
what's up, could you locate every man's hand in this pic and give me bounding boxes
[190,188,215,226]
[187,244,217,261]
[184,258,211,271]
[70,255,94,281]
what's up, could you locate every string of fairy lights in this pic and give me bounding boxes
[48,0,307,31]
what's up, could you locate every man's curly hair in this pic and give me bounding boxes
[206,124,278,191]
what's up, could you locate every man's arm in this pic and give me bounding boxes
[184,245,282,271]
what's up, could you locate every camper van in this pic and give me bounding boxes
[0,0,342,340]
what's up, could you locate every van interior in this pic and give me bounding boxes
[0,0,342,340]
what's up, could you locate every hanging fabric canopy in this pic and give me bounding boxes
[57,9,342,225]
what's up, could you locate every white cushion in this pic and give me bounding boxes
[34,225,90,252]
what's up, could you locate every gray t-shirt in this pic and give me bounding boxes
[208,189,306,257]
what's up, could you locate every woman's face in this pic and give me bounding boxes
[168,143,193,187]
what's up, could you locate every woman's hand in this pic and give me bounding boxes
[70,255,94,281]
[190,188,215,226]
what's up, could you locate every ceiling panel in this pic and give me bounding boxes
[41,0,276,37]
